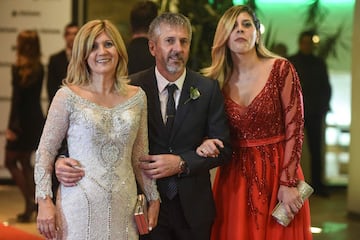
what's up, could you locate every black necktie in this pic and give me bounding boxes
[165,84,178,199]
[166,84,177,131]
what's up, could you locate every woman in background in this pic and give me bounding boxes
[5,30,45,222]
[199,5,312,240]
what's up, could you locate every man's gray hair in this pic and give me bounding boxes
[148,12,192,41]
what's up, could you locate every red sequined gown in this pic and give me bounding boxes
[211,59,312,240]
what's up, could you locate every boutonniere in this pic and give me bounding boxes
[184,86,201,104]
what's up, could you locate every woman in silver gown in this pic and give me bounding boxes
[35,19,160,240]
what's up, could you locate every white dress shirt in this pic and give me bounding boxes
[155,67,186,123]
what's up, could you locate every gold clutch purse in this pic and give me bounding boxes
[271,180,314,227]
[134,194,149,235]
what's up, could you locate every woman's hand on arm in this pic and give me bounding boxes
[196,138,224,158]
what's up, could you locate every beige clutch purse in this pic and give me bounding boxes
[134,194,149,235]
[271,180,314,227]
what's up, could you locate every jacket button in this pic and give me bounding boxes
[169,147,173,153]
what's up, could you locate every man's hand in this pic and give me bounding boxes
[55,157,84,186]
[139,154,181,179]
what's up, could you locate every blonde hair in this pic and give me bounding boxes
[65,19,129,94]
[16,30,42,86]
[201,5,277,88]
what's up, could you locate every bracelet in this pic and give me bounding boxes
[279,179,298,187]
[178,159,189,177]
[178,160,185,173]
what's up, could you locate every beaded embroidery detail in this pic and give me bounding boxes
[35,87,159,239]
[220,59,304,227]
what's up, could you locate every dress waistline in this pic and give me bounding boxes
[236,135,285,147]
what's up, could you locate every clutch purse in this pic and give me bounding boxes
[272,180,314,227]
[134,194,149,235]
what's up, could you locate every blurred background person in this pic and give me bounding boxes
[127,0,157,74]
[289,30,332,197]
[5,30,45,223]
[47,22,79,104]
[271,42,288,58]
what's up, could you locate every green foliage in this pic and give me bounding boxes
[302,0,349,60]
[179,0,234,70]
[157,0,349,69]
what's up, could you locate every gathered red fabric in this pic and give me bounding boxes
[211,59,312,240]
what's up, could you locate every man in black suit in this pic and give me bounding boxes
[130,13,231,240]
[47,22,79,103]
[289,30,332,197]
[54,13,231,240]
[127,0,157,74]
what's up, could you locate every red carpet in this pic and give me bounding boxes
[0,223,43,240]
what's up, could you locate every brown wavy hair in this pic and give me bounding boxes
[16,30,42,86]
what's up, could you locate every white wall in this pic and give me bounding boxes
[347,0,360,214]
[0,0,72,177]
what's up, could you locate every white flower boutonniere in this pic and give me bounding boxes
[184,86,201,104]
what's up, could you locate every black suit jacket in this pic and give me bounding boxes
[47,50,68,103]
[127,37,155,75]
[288,52,331,115]
[130,67,231,227]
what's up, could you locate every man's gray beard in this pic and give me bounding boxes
[166,63,183,74]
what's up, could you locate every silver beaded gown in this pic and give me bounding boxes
[34,86,159,240]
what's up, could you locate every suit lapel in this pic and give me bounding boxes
[170,71,196,142]
[139,70,165,129]
[137,69,198,143]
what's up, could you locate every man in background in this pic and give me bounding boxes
[47,22,79,104]
[289,30,332,197]
[127,1,158,74]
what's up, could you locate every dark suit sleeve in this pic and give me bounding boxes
[319,59,331,113]
[179,80,231,176]
[47,52,68,104]
[47,56,58,103]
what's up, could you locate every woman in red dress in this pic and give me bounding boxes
[199,5,312,240]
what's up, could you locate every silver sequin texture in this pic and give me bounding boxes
[35,87,159,240]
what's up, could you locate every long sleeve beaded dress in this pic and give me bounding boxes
[211,59,312,240]
[34,86,159,240]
